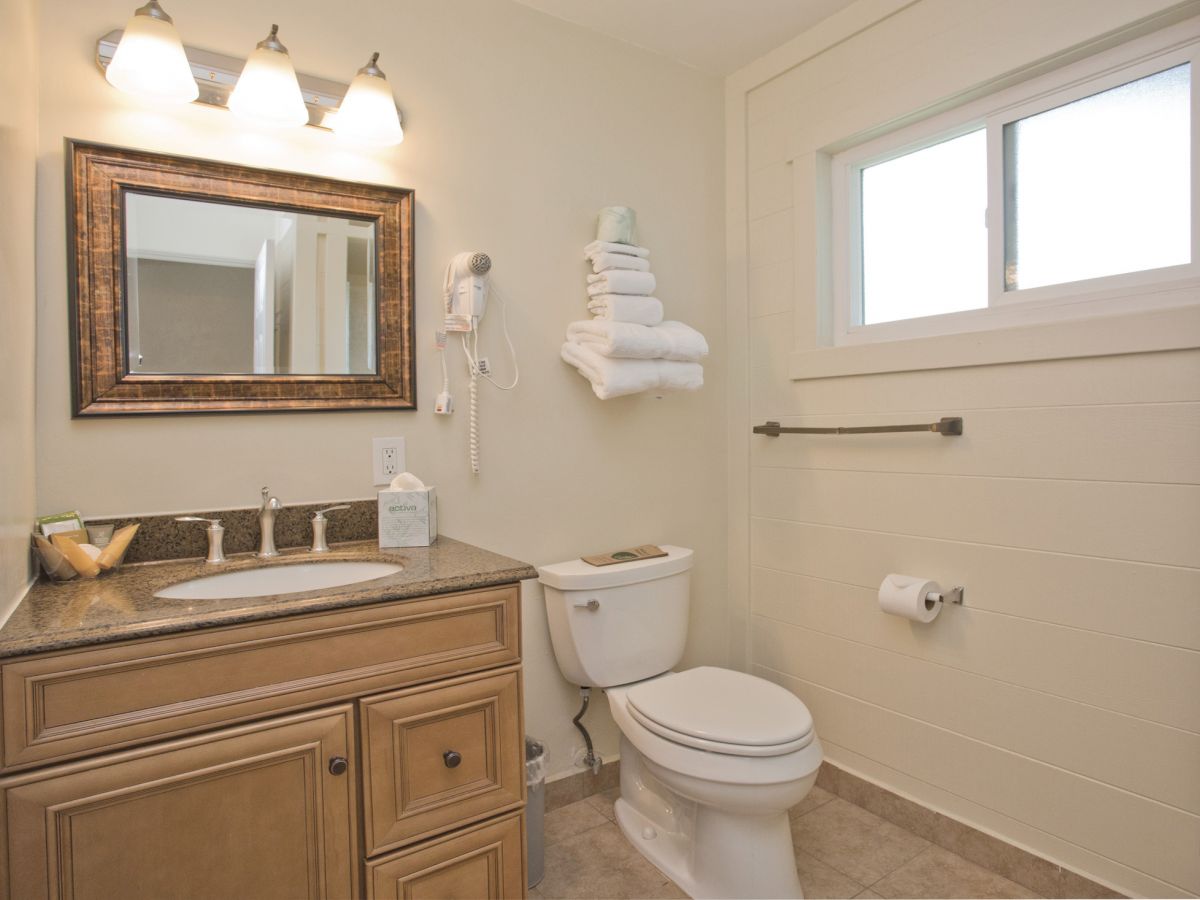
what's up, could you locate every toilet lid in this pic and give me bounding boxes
[625,667,814,755]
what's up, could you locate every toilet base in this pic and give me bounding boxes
[614,742,805,899]
[614,796,804,900]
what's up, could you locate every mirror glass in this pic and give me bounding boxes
[124,193,377,375]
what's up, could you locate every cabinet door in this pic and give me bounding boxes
[361,667,524,854]
[366,811,525,900]
[0,706,358,900]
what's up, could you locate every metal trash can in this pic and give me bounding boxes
[525,736,547,889]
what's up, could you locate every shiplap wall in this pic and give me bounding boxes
[736,1,1200,896]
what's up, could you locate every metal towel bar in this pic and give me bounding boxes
[753,417,963,437]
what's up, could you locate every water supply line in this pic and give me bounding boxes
[573,687,602,775]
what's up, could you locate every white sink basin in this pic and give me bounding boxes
[155,560,403,600]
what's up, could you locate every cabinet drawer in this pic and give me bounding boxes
[0,706,358,900]
[2,586,519,772]
[362,667,524,855]
[366,811,526,900]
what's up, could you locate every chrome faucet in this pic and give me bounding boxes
[258,486,282,558]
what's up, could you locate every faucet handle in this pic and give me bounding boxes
[310,505,350,553]
[312,504,351,520]
[174,517,226,564]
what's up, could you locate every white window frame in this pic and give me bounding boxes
[830,20,1200,348]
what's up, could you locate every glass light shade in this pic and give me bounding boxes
[105,3,198,102]
[333,55,404,147]
[228,28,309,128]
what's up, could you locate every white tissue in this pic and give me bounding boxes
[389,472,426,491]
[878,573,942,623]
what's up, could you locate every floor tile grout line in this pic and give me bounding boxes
[790,796,932,887]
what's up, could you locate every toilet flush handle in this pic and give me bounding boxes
[574,599,600,611]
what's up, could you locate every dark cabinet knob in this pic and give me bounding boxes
[443,750,462,769]
[328,756,349,776]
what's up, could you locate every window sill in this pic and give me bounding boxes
[789,302,1200,381]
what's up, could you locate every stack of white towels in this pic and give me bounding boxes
[561,240,708,399]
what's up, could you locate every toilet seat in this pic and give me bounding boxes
[624,667,814,758]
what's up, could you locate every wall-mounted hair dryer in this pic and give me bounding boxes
[445,251,492,329]
[436,251,518,475]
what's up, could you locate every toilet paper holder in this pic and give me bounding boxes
[927,586,965,606]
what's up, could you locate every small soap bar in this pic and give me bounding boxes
[581,544,668,567]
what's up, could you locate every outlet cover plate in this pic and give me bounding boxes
[373,437,406,486]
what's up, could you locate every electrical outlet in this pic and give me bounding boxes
[372,437,406,486]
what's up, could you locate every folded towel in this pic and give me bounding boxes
[561,341,703,400]
[586,270,656,296]
[587,294,664,326]
[590,252,651,274]
[567,320,709,362]
[584,240,650,259]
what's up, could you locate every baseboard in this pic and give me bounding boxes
[543,759,620,812]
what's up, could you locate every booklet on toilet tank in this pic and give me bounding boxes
[378,472,438,548]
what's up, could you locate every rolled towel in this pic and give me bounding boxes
[590,252,651,274]
[586,270,656,296]
[561,342,703,400]
[567,320,709,362]
[584,240,650,259]
[596,206,636,244]
[587,295,664,326]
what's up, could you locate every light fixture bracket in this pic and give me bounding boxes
[135,0,173,23]
[359,52,385,79]
[96,29,401,131]
[256,24,287,55]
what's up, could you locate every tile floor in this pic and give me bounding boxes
[532,786,1040,900]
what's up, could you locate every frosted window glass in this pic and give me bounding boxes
[1005,64,1191,291]
[861,130,988,325]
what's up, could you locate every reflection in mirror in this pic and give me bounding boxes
[124,193,377,376]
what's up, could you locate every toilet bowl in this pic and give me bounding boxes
[538,547,823,899]
[606,669,822,899]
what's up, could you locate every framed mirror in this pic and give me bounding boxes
[67,141,415,415]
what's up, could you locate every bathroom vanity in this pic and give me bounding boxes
[0,538,535,899]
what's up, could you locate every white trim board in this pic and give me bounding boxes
[789,303,1200,380]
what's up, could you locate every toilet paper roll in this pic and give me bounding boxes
[878,573,942,623]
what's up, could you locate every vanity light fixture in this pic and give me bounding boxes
[95,21,405,143]
[331,53,405,147]
[104,0,197,103]
[227,25,309,128]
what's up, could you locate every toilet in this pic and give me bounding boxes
[538,546,822,900]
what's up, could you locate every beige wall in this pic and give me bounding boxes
[34,0,726,779]
[729,0,1200,896]
[0,0,38,621]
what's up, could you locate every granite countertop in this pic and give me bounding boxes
[0,537,537,660]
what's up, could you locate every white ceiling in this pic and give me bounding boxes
[512,0,860,75]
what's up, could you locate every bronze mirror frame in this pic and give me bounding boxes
[67,140,415,416]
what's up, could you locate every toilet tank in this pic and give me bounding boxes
[538,546,693,688]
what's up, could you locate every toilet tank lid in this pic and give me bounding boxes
[538,545,693,590]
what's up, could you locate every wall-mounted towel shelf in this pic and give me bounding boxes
[753,417,963,437]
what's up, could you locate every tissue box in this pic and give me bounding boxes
[378,487,438,548]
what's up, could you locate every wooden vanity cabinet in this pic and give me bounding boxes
[0,585,527,900]
[1,707,358,900]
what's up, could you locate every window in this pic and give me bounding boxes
[832,27,1199,345]
[861,129,987,324]
[1003,64,1190,291]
